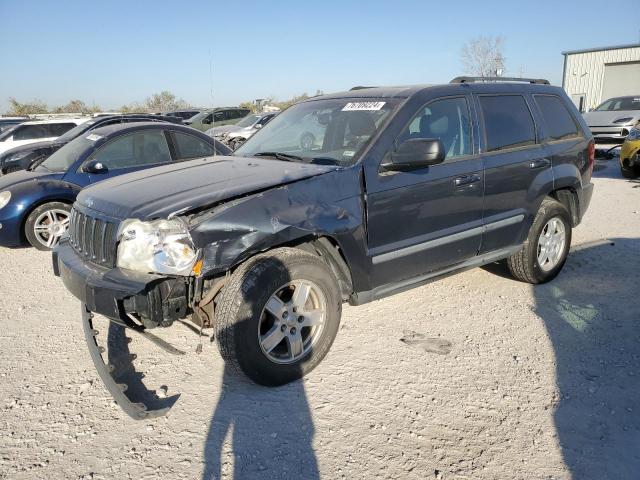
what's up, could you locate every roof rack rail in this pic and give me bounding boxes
[450,76,550,85]
[350,86,378,91]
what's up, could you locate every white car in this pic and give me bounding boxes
[0,118,89,155]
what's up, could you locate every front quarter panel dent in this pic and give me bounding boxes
[189,168,369,290]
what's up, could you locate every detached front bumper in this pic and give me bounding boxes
[53,238,189,327]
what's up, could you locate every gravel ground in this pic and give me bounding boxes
[1,157,639,480]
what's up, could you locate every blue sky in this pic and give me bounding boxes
[1,0,638,112]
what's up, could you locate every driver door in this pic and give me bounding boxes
[364,95,484,288]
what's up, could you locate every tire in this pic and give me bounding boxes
[299,132,315,150]
[24,202,71,251]
[507,197,572,284]
[214,247,341,386]
[621,165,639,179]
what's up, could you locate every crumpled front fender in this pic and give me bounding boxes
[188,167,370,291]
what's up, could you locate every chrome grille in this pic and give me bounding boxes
[68,207,118,267]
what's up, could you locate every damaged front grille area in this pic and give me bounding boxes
[68,207,119,268]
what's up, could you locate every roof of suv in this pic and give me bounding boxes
[310,81,561,102]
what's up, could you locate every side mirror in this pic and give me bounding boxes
[254,123,263,130]
[381,138,445,172]
[83,160,109,174]
[202,117,212,125]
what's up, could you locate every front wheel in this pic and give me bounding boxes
[214,248,341,386]
[24,202,71,251]
[507,198,572,284]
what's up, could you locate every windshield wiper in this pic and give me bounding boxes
[253,152,308,163]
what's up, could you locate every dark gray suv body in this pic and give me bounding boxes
[53,78,594,418]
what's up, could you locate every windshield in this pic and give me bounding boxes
[235,114,260,128]
[54,120,95,144]
[595,96,640,112]
[234,98,398,166]
[35,134,95,173]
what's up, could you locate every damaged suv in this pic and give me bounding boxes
[53,78,594,417]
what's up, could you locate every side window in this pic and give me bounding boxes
[534,95,580,141]
[172,132,216,159]
[397,97,472,160]
[213,111,225,122]
[90,130,171,170]
[45,123,76,137]
[479,95,536,151]
[13,125,48,140]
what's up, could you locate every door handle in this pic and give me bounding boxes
[454,174,481,187]
[530,158,551,169]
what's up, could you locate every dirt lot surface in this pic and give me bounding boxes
[1,157,639,480]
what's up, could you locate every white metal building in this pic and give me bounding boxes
[562,43,640,112]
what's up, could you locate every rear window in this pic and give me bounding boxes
[172,131,216,159]
[534,95,580,141]
[479,95,536,152]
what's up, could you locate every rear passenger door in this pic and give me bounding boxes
[476,94,553,253]
[170,131,217,160]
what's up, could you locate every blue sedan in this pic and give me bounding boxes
[0,121,231,250]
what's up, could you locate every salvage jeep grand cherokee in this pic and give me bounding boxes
[53,77,594,418]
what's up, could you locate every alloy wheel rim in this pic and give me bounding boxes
[258,280,326,364]
[537,217,566,272]
[33,209,70,249]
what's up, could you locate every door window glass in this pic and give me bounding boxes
[397,97,472,160]
[173,132,216,159]
[91,130,171,169]
[12,124,49,140]
[534,95,580,141]
[479,95,536,151]
[44,123,76,137]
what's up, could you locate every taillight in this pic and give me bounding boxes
[587,140,595,174]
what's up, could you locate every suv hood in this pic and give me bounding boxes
[582,110,640,126]
[76,155,339,220]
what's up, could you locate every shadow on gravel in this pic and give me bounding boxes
[106,323,180,412]
[202,257,319,480]
[533,238,640,479]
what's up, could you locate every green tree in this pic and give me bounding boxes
[51,99,102,114]
[6,97,48,115]
[143,90,191,112]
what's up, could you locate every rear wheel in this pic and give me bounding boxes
[621,165,639,179]
[214,248,341,386]
[24,202,71,251]
[507,198,571,284]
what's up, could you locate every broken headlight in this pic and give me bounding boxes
[116,219,198,275]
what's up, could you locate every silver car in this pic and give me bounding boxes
[206,112,278,149]
[582,95,640,143]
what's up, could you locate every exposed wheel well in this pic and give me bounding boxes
[548,188,579,227]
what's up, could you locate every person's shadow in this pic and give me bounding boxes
[532,238,640,479]
[202,256,320,480]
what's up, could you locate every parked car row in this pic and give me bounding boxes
[0,122,230,250]
[0,114,182,175]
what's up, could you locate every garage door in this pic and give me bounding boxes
[601,61,640,101]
